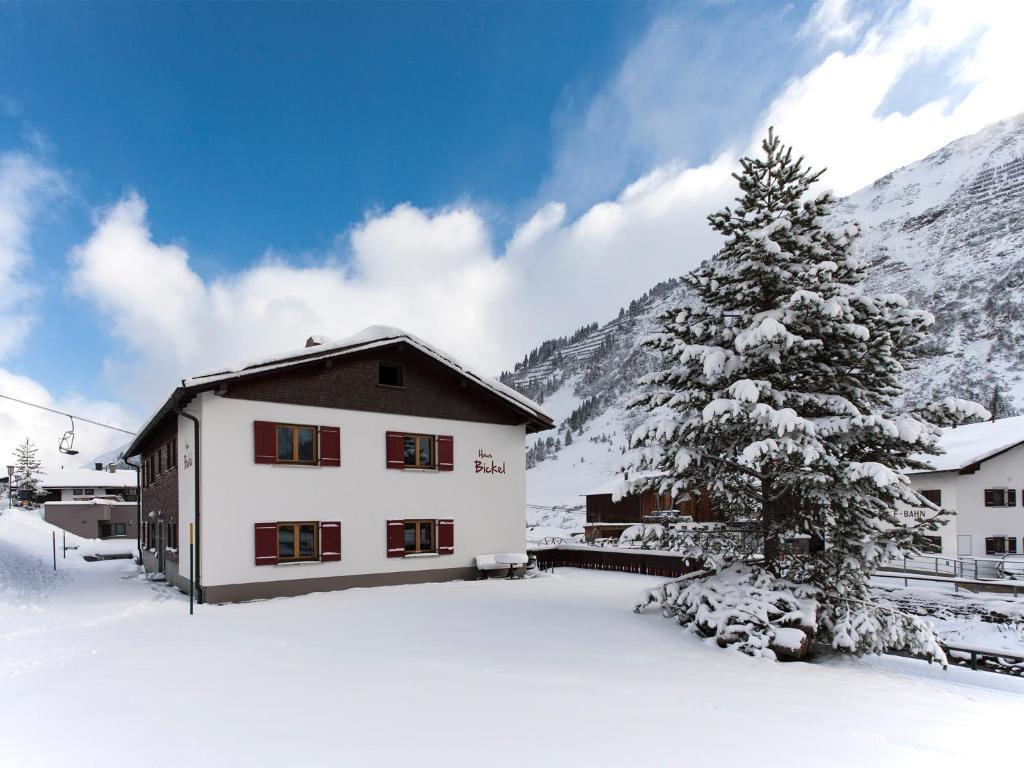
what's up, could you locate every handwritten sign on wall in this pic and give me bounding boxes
[474,449,506,475]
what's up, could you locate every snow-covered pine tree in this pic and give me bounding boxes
[13,438,44,500]
[625,129,986,663]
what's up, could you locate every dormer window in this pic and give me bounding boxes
[378,362,404,388]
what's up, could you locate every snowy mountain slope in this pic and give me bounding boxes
[511,113,1024,516]
[836,112,1024,410]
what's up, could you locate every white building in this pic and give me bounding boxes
[906,416,1024,557]
[40,465,138,503]
[123,327,553,603]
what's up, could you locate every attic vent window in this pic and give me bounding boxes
[379,362,404,388]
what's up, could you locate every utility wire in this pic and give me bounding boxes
[0,393,137,435]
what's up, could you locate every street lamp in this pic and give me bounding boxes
[6,465,14,510]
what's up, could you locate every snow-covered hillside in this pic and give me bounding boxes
[510,113,1024,518]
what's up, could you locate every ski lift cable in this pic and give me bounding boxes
[0,393,137,435]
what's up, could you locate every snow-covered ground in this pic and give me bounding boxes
[2,507,1023,767]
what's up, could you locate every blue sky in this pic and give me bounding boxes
[0,2,815,394]
[1,0,1022,466]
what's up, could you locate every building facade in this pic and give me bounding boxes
[40,466,139,540]
[39,466,138,503]
[905,416,1024,557]
[583,475,715,542]
[124,327,552,603]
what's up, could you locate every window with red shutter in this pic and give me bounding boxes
[319,427,341,467]
[438,518,454,555]
[254,523,279,565]
[254,422,277,464]
[437,435,454,471]
[320,521,341,561]
[386,432,405,469]
[386,520,405,557]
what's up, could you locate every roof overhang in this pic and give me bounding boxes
[125,332,554,456]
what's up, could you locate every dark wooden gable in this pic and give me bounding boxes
[222,342,526,427]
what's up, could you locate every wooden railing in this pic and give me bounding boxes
[529,544,702,578]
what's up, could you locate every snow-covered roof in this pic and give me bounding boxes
[41,468,137,489]
[185,325,551,424]
[911,416,1024,473]
[127,326,553,456]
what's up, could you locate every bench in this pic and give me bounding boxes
[476,553,529,579]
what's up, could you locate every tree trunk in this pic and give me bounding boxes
[762,476,779,570]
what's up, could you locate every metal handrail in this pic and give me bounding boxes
[879,553,1024,581]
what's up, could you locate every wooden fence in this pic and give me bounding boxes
[529,545,702,578]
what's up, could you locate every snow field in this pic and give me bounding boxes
[2,508,1023,768]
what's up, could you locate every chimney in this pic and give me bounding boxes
[95,462,103,471]
[305,336,322,348]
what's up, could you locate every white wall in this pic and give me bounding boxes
[902,473,960,555]
[908,444,1024,556]
[191,391,526,587]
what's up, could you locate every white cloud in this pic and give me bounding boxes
[0,151,65,359]
[66,0,1024,419]
[0,149,131,473]
[0,370,136,474]
[757,0,1024,195]
[799,0,870,46]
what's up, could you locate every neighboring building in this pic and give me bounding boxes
[583,475,715,542]
[906,416,1024,557]
[39,465,138,503]
[123,326,553,603]
[44,499,138,540]
[40,466,139,540]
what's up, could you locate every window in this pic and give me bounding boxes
[404,435,435,469]
[921,489,941,505]
[403,520,435,554]
[984,488,1017,507]
[169,438,177,469]
[276,425,317,464]
[83,488,94,496]
[73,488,83,495]
[99,522,127,538]
[378,361,404,388]
[385,432,452,471]
[986,536,1018,555]
[277,522,318,561]
[167,521,177,550]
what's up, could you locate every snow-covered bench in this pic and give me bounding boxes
[475,552,529,579]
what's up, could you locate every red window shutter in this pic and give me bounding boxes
[438,518,454,555]
[254,421,277,464]
[386,520,405,557]
[386,432,405,469]
[320,521,341,561]
[255,523,278,565]
[437,435,454,471]
[319,427,341,467]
